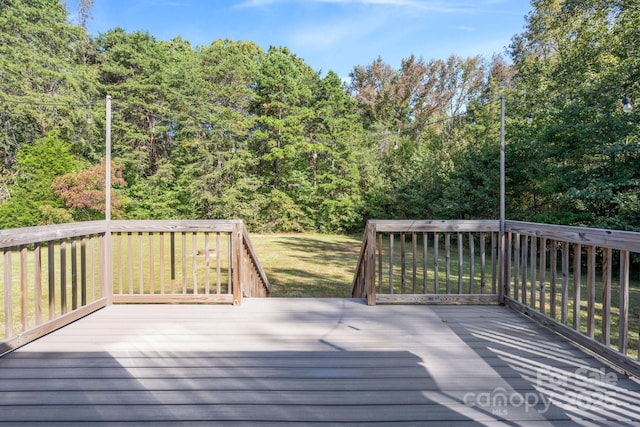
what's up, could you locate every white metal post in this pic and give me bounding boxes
[499,95,506,302]
[104,95,113,304]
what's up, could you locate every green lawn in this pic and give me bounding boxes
[249,233,362,297]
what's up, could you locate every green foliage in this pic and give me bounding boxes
[95,29,174,179]
[0,0,98,168]
[507,0,640,229]
[0,134,81,227]
[1,0,639,234]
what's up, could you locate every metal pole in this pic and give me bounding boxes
[105,95,112,222]
[104,95,113,304]
[499,95,506,302]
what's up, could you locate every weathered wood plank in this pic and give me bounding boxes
[505,220,640,252]
[19,246,28,330]
[241,227,271,296]
[0,403,576,423]
[445,232,451,293]
[112,295,234,304]
[538,237,547,315]
[371,219,500,233]
[3,300,639,425]
[34,243,42,325]
[365,223,376,305]
[572,243,581,331]
[587,245,596,338]
[549,240,557,318]
[0,348,600,368]
[521,235,528,304]
[412,232,417,293]
[110,219,240,233]
[434,232,439,294]
[0,389,549,406]
[0,299,107,356]
[505,297,640,378]
[376,294,499,304]
[561,241,569,324]
[422,232,428,293]
[620,250,630,355]
[457,232,463,293]
[3,249,12,338]
[0,221,106,248]
[127,232,134,294]
[0,421,621,427]
[603,247,612,346]
[0,374,621,393]
[388,232,394,294]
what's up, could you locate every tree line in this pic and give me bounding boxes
[1,0,638,233]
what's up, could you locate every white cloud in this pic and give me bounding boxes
[141,0,192,6]
[237,0,475,13]
[287,13,386,50]
[457,25,475,32]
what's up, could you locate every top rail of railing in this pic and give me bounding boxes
[369,219,500,233]
[505,221,640,252]
[0,221,107,248]
[0,220,255,248]
[109,219,242,233]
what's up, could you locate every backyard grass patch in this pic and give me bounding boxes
[249,233,362,298]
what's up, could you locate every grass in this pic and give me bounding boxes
[249,233,362,297]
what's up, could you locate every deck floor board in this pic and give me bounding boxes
[1,298,639,425]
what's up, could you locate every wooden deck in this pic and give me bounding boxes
[1,299,639,425]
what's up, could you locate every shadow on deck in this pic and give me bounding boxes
[1,299,639,425]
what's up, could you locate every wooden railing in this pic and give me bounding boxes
[1,220,269,355]
[353,219,640,376]
[109,220,270,304]
[1,221,108,355]
[503,221,640,376]
[352,220,501,305]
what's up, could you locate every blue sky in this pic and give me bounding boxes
[68,0,533,79]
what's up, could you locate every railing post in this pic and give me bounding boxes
[498,229,507,303]
[232,222,243,306]
[619,250,629,355]
[4,249,13,338]
[366,222,376,306]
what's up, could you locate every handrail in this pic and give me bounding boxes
[241,227,271,298]
[110,219,240,233]
[353,220,501,305]
[1,222,108,355]
[108,220,270,305]
[351,222,376,305]
[369,219,500,233]
[1,219,270,354]
[0,221,106,247]
[503,220,640,377]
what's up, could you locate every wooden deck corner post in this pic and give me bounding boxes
[366,222,376,306]
[232,222,243,306]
